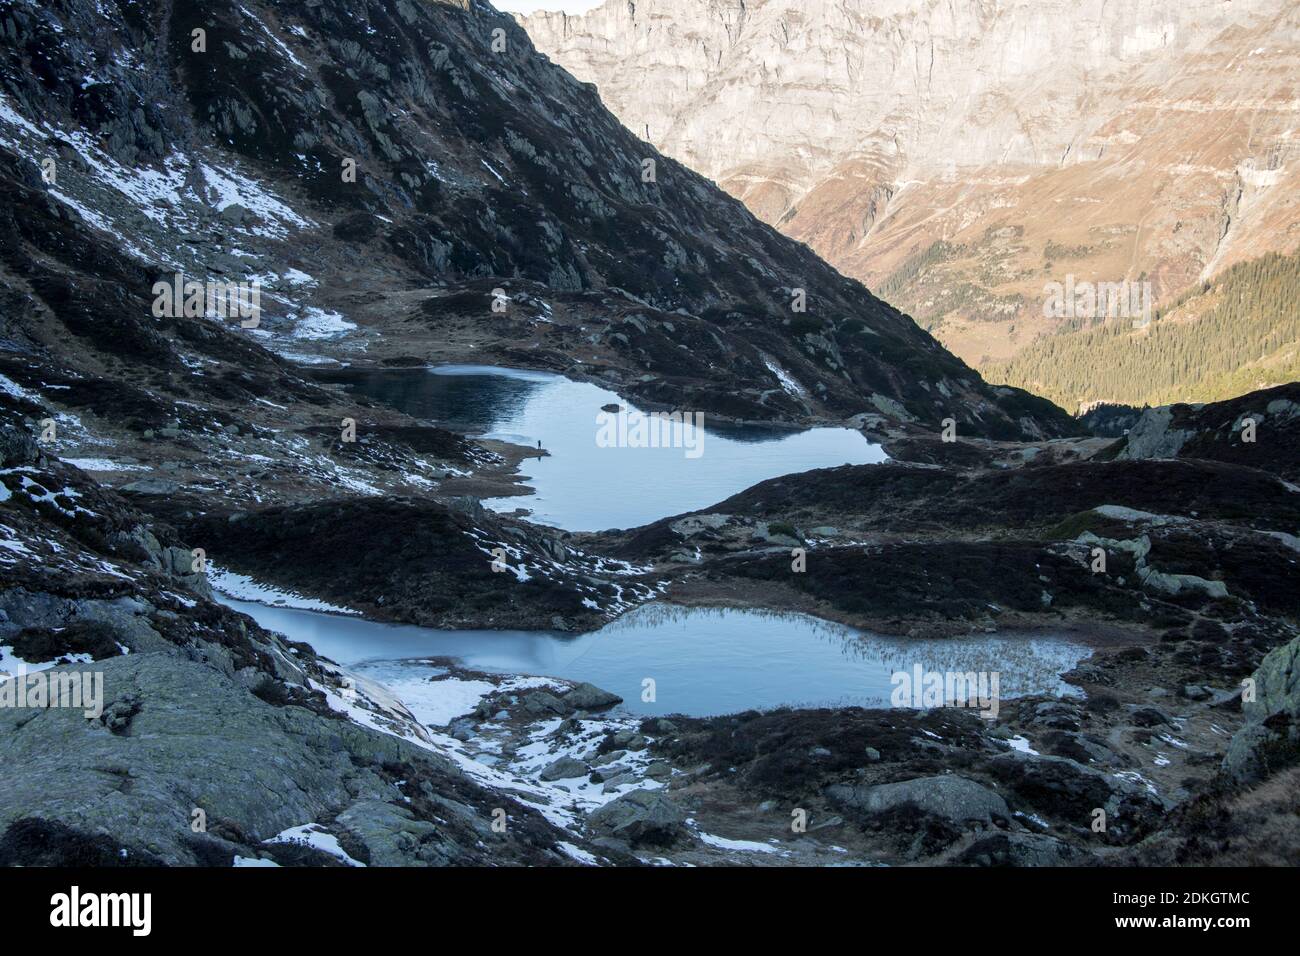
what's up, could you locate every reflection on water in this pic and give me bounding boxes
[330,364,886,531]
[223,598,1091,718]
[332,365,552,434]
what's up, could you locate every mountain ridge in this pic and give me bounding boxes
[520,0,1300,407]
[0,0,1078,440]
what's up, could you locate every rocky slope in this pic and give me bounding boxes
[1106,382,1300,483]
[578,394,1298,864]
[7,390,1298,867]
[1,0,1296,868]
[520,0,1300,404]
[0,410,622,866]
[0,0,1075,440]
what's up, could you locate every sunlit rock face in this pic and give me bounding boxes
[521,0,1300,373]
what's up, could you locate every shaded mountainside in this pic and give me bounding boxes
[0,0,1076,439]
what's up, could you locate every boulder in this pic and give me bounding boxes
[1222,636,1300,783]
[120,477,181,496]
[563,682,622,710]
[1116,406,1192,460]
[1130,707,1174,728]
[218,203,249,226]
[0,421,39,468]
[957,832,1084,867]
[539,756,587,781]
[827,774,1008,825]
[586,789,688,847]
[644,761,672,781]
[668,513,731,537]
[986,751,1166,841]
[600,773,638,793]
[521,691,573,718]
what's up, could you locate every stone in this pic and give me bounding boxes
[521,691,572,717]
[0,421,38,468]
[600,774,638,792]
[826,774,1009,825]
[1130,707,1173,728]
[219,203,249,226]
[586,789,688,847]
[539,756,587,781]
[957,832,1084,867]
[563,681,622,710]
[120,477,181,496]
[1223,636,1300,783]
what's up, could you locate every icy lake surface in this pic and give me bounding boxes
[232,364,1087,719]
[331,364,886,532]
[221,599,1091,718]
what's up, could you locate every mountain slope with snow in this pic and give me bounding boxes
[0,0,1078,437]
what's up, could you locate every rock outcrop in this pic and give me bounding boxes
[1223,636,1300,784]
[586,789,689,847]
[1114,383,1300,482]
[826,775,1009,826]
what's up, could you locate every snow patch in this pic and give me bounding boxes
[208,566,357,614]
[696,831,783,854]
[292,307,357,340]
[268,824,365,866]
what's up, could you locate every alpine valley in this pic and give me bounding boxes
[0,0,1296,870]
[521,0,1300,412]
